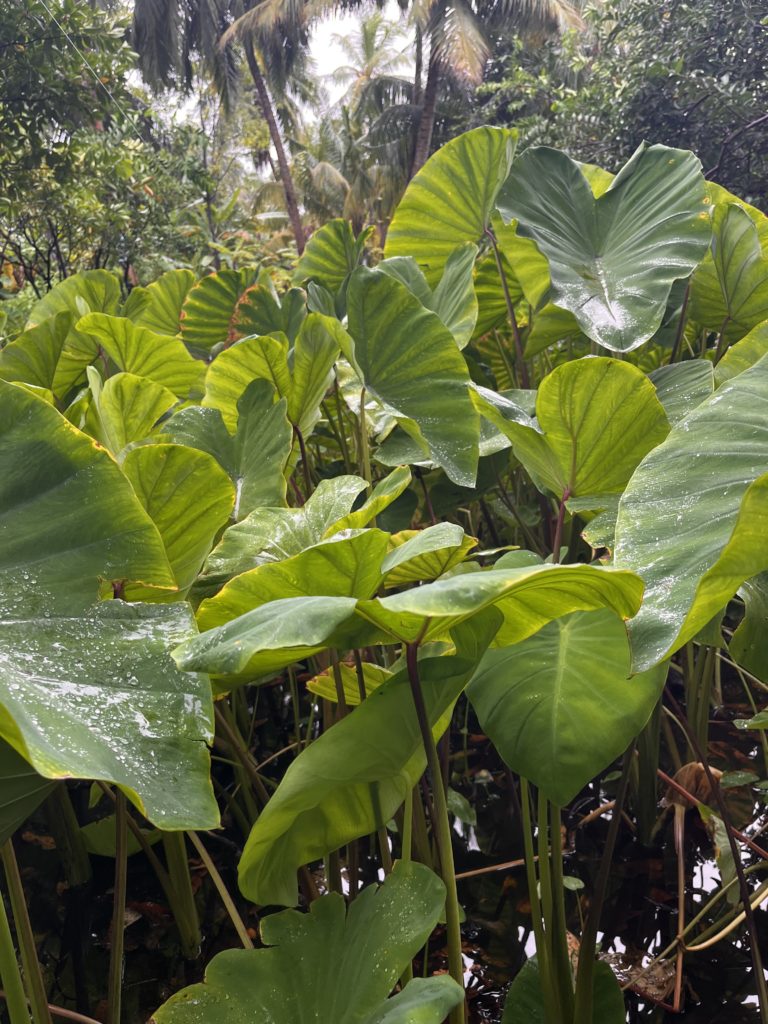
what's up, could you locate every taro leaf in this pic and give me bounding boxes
[287,313,343,436]
[356,561,643,645]
[165,379,292,519]
[26,269,122,396]
[689,203,768,344]
[385,126,517,285]
[293,218,372,295]
[234,617,499,905]
[180,268,256,350]
[0,311,71,389]
[77,314,205,398]
[346,266,480,487]
[473,357,669,498]
[122,444,235,596]
[614,354,768,671]
[308,661,390,705]
[467,609,666,805]
[203,333,290,430]
[649,360,714,424]
[233,283,306,343]
[496,143,711,352]
[382,523,476,586]
[730,573,768,683]
[502,959,625,1024]
[524,304,583,358]
[329,466,412,532]
[152,861,463,1024]
[0,738,56,845]
[86,370,178,457]
[124,268,196,335]
[197,531,391,631]
[0,382,217,827]
[715,321,768,386]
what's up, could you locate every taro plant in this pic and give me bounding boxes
[0,125,768,1024]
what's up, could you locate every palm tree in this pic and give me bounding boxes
[410,0,582,173]
[329,11,411,115]
[131,0,309,252]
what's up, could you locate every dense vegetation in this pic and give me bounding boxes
[1,2,768,1024]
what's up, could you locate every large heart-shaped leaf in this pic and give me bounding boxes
[294,218,372,294]
[649,360,714,424]
[180,268,256,350]
[0,382,217,827]
[496,143,711,351]
[86,369,178,457]
[234,617,498,905]
[614,354,768,670]
[346,267,480,487]
[233,283,306,343]
[473,357,669,498]
[153,862,463,1023]
[77,313,205,398]
[467,610,666,805]
[124,268,196,336]
[385,126,516,285]
[0,311,71,389]
[715,322,768,386]
[690,203,768,344]
[203,334,291,430]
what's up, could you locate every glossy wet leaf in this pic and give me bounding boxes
[649,360,714,424]
[122,444,234,595]
[467,610,666,804]
[0,739,56,846]
[502,958,625,1023]
[347,267,480,486]
[180,268,256,350]
[86,370,178,457]
[125,268,196,336]
[715,321,768,386]
[0,382,216,827]
[153,861,463,1023]
[385,126,516,285]
[614,354,768,670]
[496,144,711,352]
[690,203,768,343]
[203,333,290,430]
[287,313,343,435]
[78,313,205,398]
[473,358,669,498]
[165,379,292,520]
[293,218,372,294]
[382,523,476,586]
[234,617,498,905]
[26,269,122,395]
[0,311,70,389]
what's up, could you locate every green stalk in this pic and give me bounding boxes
[186,832,253,949]
[107,793,127,1024]
[548,800,575,1019]
[405,643,464,1024]
[536,789,565,1022]
[357,387,372,493]
[1,842,51,1024]
[0,885,31,1024]
[519,779,558,1022]
[161,832,201,960]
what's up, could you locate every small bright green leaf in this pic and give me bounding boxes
[690,203,768,343]
[122,444,234,595]
[428,243,479,348]
[347,267,480,487]
[715,321,768,386]
[386,126,517,285]
[233,284,306,343]
[731,572,768,683]
[615,354,768,670]
[649,360,715,424]
[0,311,70,389]
[166,379,292,519]
[329,466,412,533]
[382,524,476,586]
[502,959,624,1024]
[180,268,256,350]
[294,218,372,294]
[26,270,122,396]
[235,618,498,905]
[203,333,290,430]
[125,268,196,336]
[153,861,462,1024]
[288,313,342,435]
[467,610,666,805]
[496,144,711,352]
[524,304,583,358]
[77,313,205,398]
[307,661,390,705]
[87,370,178,456]
[0,739,56,845]
[204,475,370,581]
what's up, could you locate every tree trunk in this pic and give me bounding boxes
[243,38,306,254]
[413,25,423,105]
[410,50,440,178]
